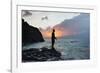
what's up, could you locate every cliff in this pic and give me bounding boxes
[22,19,44,46]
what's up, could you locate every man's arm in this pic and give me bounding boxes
[55,36,57,40]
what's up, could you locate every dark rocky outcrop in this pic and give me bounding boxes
[22,19,44,45]
[22,47,62,62]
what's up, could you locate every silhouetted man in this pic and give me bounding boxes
[51,29,57,49]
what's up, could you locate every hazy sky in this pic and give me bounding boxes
[22,10,80,29]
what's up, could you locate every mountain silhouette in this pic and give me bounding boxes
[22,19,44,46]
[54,13,90,36]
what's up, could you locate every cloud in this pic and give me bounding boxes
[22,10,32,17]
[41,16,48,20]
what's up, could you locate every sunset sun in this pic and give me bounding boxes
[55,29,63,38]
[41,29,63,38]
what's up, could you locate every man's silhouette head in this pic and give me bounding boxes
[53,29,55,32]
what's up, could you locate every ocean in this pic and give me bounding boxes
[23,37,90,60]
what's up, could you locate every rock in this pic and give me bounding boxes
[22,47,62,62]
[22,19,44,46]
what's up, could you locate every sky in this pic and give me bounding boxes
[22,10,80,29]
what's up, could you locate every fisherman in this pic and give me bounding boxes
[51,29,57,49]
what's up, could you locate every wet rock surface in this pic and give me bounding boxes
[22,47,62,62]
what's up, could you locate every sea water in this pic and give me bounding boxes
[23,37,90,60]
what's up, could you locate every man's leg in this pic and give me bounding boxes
[52,41,54,48]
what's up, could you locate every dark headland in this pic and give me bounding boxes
[22,19,44,46]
